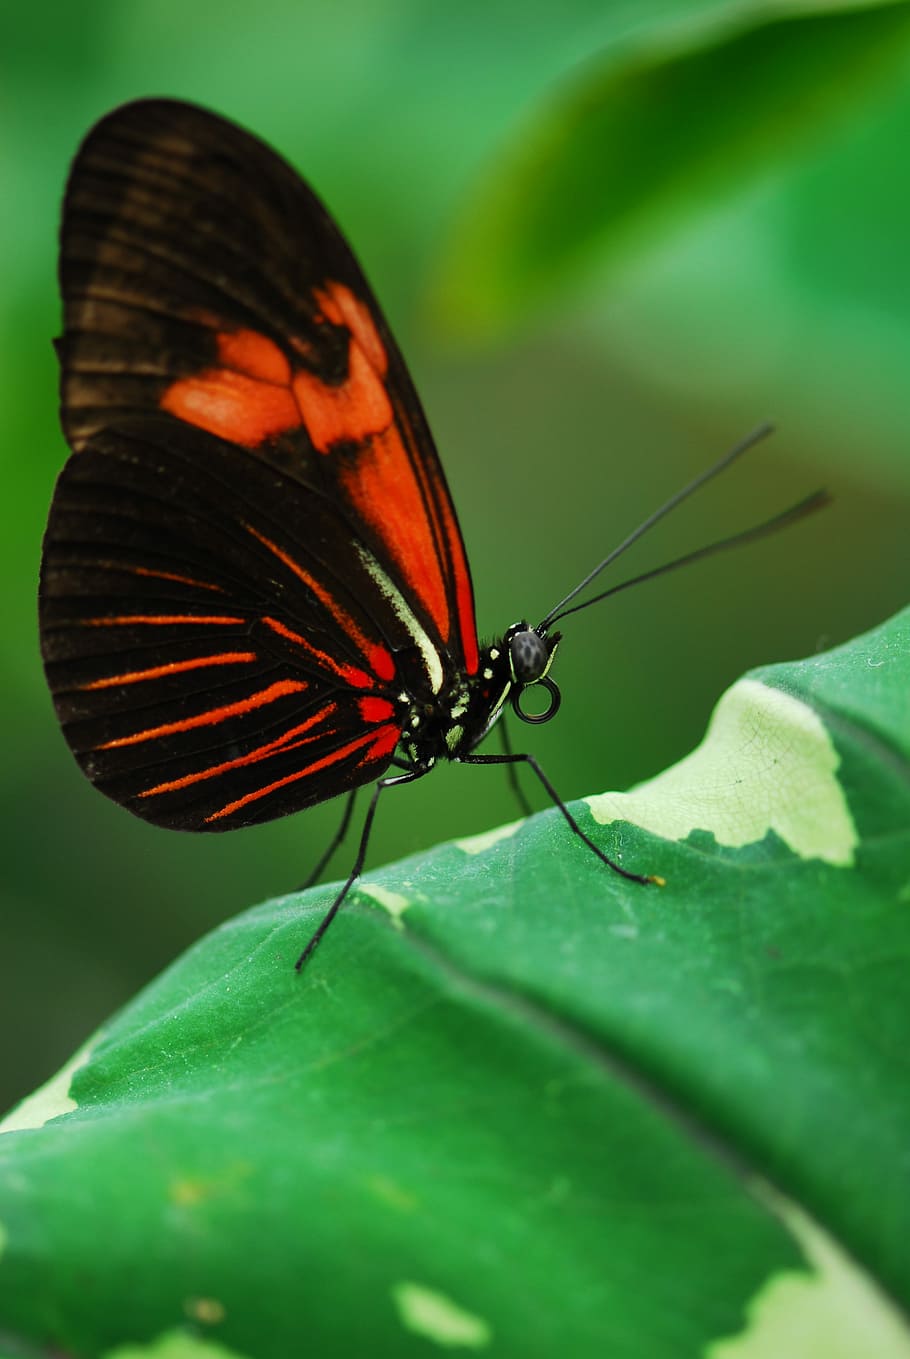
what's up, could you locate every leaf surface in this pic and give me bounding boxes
[1,609,908,1358]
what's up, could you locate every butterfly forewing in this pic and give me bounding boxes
[42,99,481,829]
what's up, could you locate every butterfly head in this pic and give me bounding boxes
[506,622,562,726]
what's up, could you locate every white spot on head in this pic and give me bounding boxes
[445,724,464,751]
[392,1281,491,1348]
[587,678,858,864]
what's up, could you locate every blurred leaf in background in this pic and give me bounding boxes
[1,0,908,1113]
[437,1,910,350]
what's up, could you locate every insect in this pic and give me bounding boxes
[40,100,826,968]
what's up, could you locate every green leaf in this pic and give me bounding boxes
[1,608,908,1357]
[435,0,910,335]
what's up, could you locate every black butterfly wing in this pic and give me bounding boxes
[56,98,479,676]
[40,418,408,829]
[42,99,479,830]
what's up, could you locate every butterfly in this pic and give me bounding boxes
[40,100,826,967]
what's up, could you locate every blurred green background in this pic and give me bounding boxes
[2,0,908,1114]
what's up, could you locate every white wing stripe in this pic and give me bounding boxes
[356,545,445,694]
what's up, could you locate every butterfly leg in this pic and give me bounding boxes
[297,789,358,891]
[498,715,533,818]
[295,765,429,971]
[459,751,664,886]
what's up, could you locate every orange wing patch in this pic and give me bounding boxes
[310,285,454,646]
[310,284,478,671]
[158,282,467,658]
[161,330,298,446]
[216,330,291,385]
[314,280,388,374]
[337,425,449,640]
[292,343,392,452]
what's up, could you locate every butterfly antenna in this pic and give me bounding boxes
[545,489,830,627]
[539,421,775,629]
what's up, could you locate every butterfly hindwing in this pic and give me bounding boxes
[40,418,408,829]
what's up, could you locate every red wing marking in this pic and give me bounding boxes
[311,285,476,666]
[203,722,401,823]
[82,651,257,689]
[389,396,478,675]
[161,329,298,446]
[160,299,393,453]
[365,723,400,761]
[216,330,291,385]
[248,526,395,682]
[156,286,468,662]
[133,567,226,593]
[358,696,396,723]
[433,489,478,675]
[292,343,392,452]
[261,616,373,688]
[83,614,246,627]
[161,365,299,447]
[337,425,449,639]
[98,678,309,750]
[314,282,388,375]
[138,703,338,798]
[295,279,393,449]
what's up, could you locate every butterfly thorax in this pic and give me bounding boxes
[397,623,560,771]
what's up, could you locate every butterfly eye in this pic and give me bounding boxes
[507,623,549,684]
[506,624,561,725]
